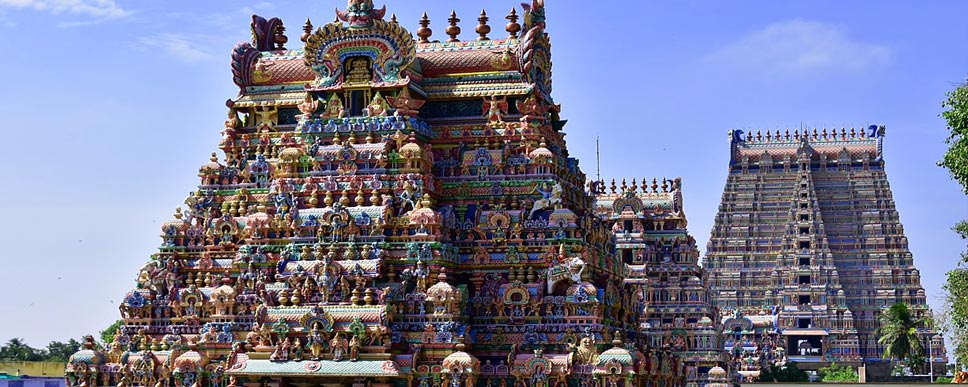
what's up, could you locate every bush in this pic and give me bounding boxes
[819,362,858,383]
[757,362,810,383]
[935,376,953,383]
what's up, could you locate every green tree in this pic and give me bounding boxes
[100,320,123,348]
[877,303,925,368]
[756,362,809,383]
[940,80,968,368]
[0,338,44,361]
[44,339,81,362]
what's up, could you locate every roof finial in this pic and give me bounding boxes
[446,10,461,43]
[505,8,521,39]
[630,178,638,192]
[390,13,398,24]
[417,12,432,43]
[301,18,313,43]
[476,9,491,41]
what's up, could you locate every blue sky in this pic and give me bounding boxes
[1,0,967,347]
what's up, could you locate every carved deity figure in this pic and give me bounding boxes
[528,182,563,219]
[306,324,327,360]
[253,104,278,130]
[330,333,348,361]
[322,93,345,119]
[349,334,362,361]
[297,94,320,119]
[482,95,508,124]
[387,87,424,117]
[568,337,599,366]
[366,91,390,117]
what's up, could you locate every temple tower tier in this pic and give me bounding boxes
[66,2,687,387]
[702,127,946,380]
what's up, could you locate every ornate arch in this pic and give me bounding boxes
[304,19,416,88]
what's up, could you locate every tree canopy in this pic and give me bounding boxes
[0,338,80,362]
[940,80,968,367]
[877,303,925,365]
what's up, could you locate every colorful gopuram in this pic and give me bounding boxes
[592,178,725,387]
[703,128,947,378]
[65,2,688,387]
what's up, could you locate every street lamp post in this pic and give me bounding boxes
[929,334,935,383]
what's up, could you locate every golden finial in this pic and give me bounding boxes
[476,9,491,41]
[506,8,521,39]
[369,188,381,206]
[417,12,432,43]
[631,178,638,192]
[661,178,669,192]
[651,178,658,193]
[446,10,461,42]
[339,189,351,207]
[301,18,313,43]
[355,189,366,206]
[609,179,617,194]
[621,178,627,192]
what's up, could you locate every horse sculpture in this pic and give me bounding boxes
[528,182,563,219]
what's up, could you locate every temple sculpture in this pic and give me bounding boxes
[592,178,725,387]
[703,128,947,379]
[65,2,689,387]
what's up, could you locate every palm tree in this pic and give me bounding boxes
[877,303,925,369]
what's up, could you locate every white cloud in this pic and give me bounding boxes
[137,34,215,63]
[714,19,892,73]
[0,0,127,18]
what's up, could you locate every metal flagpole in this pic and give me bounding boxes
[596,136,601,183]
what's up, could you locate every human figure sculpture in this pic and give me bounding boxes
[349,334,362,361]
[528,182,563,219]
[322,93,345,119]
[568,336,598,365]
[330,333,348,361]
[291,338,303,361]
[366,92,390,117]
[297,94,319,119]
[306,324,326,360]
[482,95,508,124]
